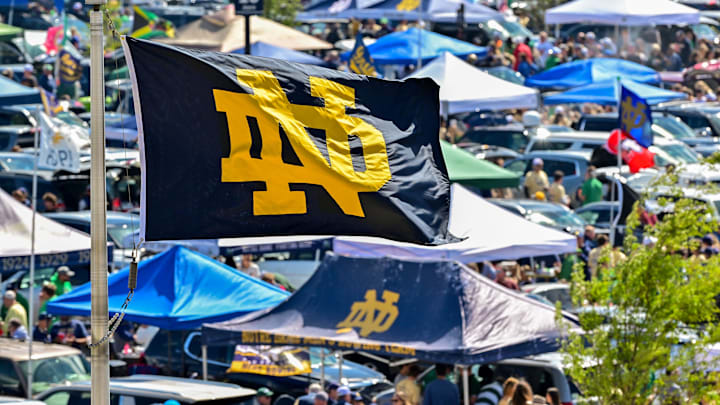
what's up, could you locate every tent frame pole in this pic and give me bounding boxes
[462,365,470,405]
[320,350,325,387]
[337,351,343,383]
[201,344,208,381]
[26,112,39,400]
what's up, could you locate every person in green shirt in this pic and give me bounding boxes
[580,166,603,205]
[50,266,75,297]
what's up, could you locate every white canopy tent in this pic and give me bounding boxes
[0,189,92,273]
[406,52,539,115]
[219,184,576,263]
[545,0,700,26]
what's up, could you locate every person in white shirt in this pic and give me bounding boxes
[239,254,261,278]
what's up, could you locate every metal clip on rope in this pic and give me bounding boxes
[88,260,138,349]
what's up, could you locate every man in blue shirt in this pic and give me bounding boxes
[423,364,459,405]
[33,313,52,343]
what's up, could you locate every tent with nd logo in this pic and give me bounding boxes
[202,254,580,366]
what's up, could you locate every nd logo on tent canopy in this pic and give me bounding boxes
[337,289,400,337]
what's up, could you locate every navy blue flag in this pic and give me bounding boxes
[619,84,653,148]
[123,37,451,244]
[58,46,82,84]
[348,34,379,77]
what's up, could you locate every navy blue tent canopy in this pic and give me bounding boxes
[47,246,289,330]
[525,58,660,90]
[203,254,579,365]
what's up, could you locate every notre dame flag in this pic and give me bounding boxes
[123,37,451,244]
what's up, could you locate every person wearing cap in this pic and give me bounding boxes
[22,64,36,81]
[33,313,52,343]
[336,386,352,405]
[314,392,329,405]
[351,392,363,405]
[2,290,28,336]
[296,383,323,405]
[51,266,74,297]
[524,158,549,198]
[38,63,56,94]
[50,315,90,354]
[255,387,273,405]
[579,166,602,206]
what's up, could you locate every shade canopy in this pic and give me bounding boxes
[407,52,538,114]
[298,0,500,23]
[47,246,289,329]
[203,254,580,364]
[159,5,331,52]
[341,28,486,65]
[545,0,700,26]
[0,75,41,106]
[544,79,687,106]
[220,184,577,263]
[231,41,326,65]
[0,189,94,274]
[441,141,520,189]
[525,58,660,90]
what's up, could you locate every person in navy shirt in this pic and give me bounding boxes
[423,364,459,405]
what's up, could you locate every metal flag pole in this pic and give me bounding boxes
[26,115,39,400]
[610,77,622,247]
[88,2,109,404]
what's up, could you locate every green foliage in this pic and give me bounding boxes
[559,175,720,404]
[264,0,303,26]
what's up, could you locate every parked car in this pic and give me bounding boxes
[36,375,256,405]
[521,283,576,313]
[373,357,581,405]
[141,330,390,398]
[0,397,44,405]
[0,171,61,208]
[489,199,587,234]
[0,337,90,398]
[653,102,720,137]
[503,150,592,198]
[0,152,35,172]
[574,201,621,231]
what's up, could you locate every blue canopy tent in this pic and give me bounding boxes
[0,75,41,106]
[232,42,326,66]
[47,246,289,329]
[544,79,687,106]
[298,0,499,22]
[341,28,486,65]
[203,254,580,365]
[525,58,660,90]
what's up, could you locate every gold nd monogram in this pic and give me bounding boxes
[395,0,420,11]
[337,289,400,337]
[213,70,391,217]
[621,95,648,133]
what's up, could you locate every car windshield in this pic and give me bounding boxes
[528,206,586,228]
[654,116,696,140]
[107,224,136,248]
[55,111,88,128]
[708,112,720,134]
[657,144,699,164]
[0,155,34,171]
[488,18,533,38]
[20,354,90,395]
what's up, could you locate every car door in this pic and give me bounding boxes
[0,358,24,397]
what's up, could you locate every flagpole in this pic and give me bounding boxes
[611,77,622,247]
[88,3,109,405]
[26,116,39,400]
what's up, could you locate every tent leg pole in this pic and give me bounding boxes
[463,366,470,405]
[26,108,39,399]
[338,351,343,383]
[201,344,208,381]
[320,350,325,387]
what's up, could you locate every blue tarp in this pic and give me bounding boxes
[203,254,579,364]
[47,246,289,330]
[525,58,660,89]
[232,42,326,66]
[544,79,687,106]
[0,76,41,106]
[341,28,486,66]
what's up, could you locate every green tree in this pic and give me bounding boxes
[560,178,720,404]
[263,0,303,26]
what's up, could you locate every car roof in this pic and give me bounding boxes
[519,150,592,160]
[491,198,570,211]
[45,211,139,225]
[0,397,44,405]
[581,113,616,119]
[41,375,256,402]
[575,201,619,210]
[533,130,609,141]
[522,282,570,293]
[0,337,82,361]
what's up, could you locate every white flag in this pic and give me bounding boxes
[37,111,85,173]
